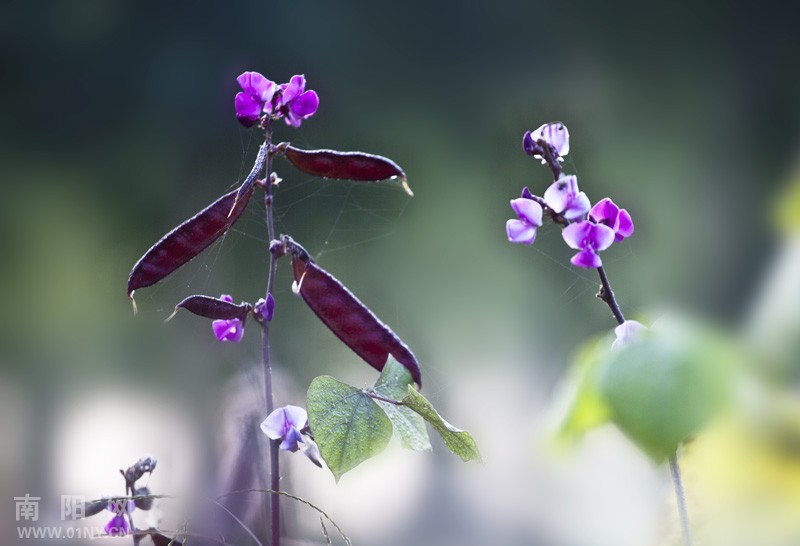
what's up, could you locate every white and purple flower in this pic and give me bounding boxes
[506,197,543,245]
[590,198,634,242]
[212,295,245,343]
[522,122,570,162]
[562,220,616,269]
[261,405,308,452]
[544,175,591,221]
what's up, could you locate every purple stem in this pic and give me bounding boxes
[259,121,281,546]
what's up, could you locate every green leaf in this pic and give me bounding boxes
[402,386,481,463]
[373,357,432,452]
[307,376,393,481]
[552,335,613,446]
[599,321,737,461]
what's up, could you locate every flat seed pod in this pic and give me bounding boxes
[168,295,251,322]
[127,186,254,301]
[283,145,413,196]
[285,237,421,386]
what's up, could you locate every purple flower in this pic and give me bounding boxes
[589,198,634,242]
[260,405,308,452]
[562,221,615,268]
[212,295,245,343]
[523,122,570,161]
[544,175,591,220]
[104,500,133,536]
[235,71,277,127]
[506,197,543,245]
[263,293,275,322]
[273,75,319,127]
[612,320,647,349]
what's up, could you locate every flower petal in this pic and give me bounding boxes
[235,93,263,127]
[506,219,537,244]
[612,320,647,349]
[615,209,634,241]
[589,197,620,228]
[237,72,276,102]
[561,220,591,250]
[544,175,579,213]
[290,90,319,118]
[104,515,130,536]
[520,186,534,200]
[571,248,602,269]
[281,74,306,103]
[531,122,570,156]
[591,223,616,251]
[563,191,590,220]
[212,318,245,342]
[510,198,543,227]
[263,293,275,322]
[279,427,304,452]
[282,405,309,429]
[261,405,308,441]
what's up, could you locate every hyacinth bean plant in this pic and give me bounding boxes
[122,72,480,545]
[506,122,706,546]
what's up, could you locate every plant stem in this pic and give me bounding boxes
[669,455,693,546]
[259,122,281,546]
[596,267,693,546]
[596,266,625,325]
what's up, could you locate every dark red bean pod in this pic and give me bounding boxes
[283,236,421,386]
[150,533,183,546]
[282,145,413,196]
[127,185,255,303]
[167,295,251,322]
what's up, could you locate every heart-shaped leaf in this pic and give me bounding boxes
[373,357,431,452]
[307,376,393,481]
[402,386,481,463]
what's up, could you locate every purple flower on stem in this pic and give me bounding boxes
[212,295,245,342]
[263,293,275,322]
[544,175,591,220]
[261,405,308,452]
[589,198,634,242]
[235,71,277,127]
[273,75,319,127]
[523,122,570,161]
[562,221,615,269]
[612,320,647,349]
[104,500,133,536]
[506,197,543,245]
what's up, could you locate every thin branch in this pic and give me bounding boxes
[596,266,625,325]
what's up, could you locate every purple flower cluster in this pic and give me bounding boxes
[507,122,634,269]
[235,72,319,128]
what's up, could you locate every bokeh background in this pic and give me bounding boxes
[3,1,800,545]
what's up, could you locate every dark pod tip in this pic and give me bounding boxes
[285,237,421,386]
[127,185,255,302]
[166,295,251,323]
[283,145,413,196]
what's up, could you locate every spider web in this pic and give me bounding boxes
[131,133,412,318]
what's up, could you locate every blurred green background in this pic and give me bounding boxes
[2,1,800,545]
